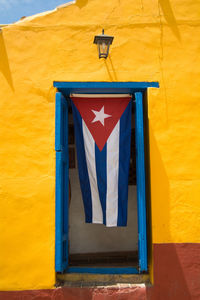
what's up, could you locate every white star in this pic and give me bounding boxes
[91,106,112,126]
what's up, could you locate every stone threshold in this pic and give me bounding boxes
[56,273,151,288]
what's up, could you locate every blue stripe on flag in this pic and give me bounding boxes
[117,100,132,226]
[95,143,107,225]
[71,100,93,223]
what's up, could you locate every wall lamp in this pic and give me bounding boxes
[93,29,114,59]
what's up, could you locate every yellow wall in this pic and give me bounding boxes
[0,0,200,290]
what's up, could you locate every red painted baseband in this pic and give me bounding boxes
[0,243,200,300]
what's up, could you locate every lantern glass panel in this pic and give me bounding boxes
[98,41,110,58]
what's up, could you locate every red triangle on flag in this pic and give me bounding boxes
[71,96,131,151]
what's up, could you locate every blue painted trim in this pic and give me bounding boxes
[55,92,69,272]
[54,81,159,89]
[55,84,156,274]
[135,92,148,272]
[55,92,62,151]
[53,82,159,96]
[67,267,139,274]
[55,151,63,272]
[55,92,68,151]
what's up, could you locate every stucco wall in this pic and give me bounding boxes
[0,0,200,292]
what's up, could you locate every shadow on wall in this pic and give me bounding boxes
[76,0,89,9]
[145,100,192,299]
[158,0,181,41]
[147,244,199,299]
[0,31,14,91]
[148,122,170,244]
[104,56,118,81]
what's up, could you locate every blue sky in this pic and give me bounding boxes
[0,0,70,24]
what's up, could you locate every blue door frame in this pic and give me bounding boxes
[54,81,159,274]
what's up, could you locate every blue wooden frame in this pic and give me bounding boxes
[135,92,148,272]
[54,81,159,95]
[55,92,69,272]
[67,267,139,274]
[54,81,159,274]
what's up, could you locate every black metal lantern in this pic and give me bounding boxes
[93,29,114,59]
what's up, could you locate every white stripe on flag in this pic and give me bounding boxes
[71,94,131,98]
[106,121,120,227]
[82,120,103,224]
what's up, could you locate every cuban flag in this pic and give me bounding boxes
[71,94,132,227]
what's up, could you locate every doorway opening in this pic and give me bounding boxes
[68,98,138,268]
